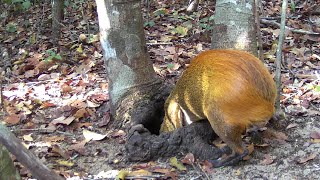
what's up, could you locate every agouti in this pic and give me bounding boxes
[161,49,276,167]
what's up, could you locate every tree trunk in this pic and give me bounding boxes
[211,0,258,55]
[52,0,64,45]
[95,0,166,132]
[0,145,21,180]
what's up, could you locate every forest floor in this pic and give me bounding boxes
[0,0,320,179]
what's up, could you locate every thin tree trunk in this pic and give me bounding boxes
[211,0,258,55]
[52,0,64,45]
[275,0,288,112]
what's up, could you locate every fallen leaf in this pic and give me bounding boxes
[201,160,214,174]
[310,131,320,139]
[61,83,73,93]
[128,169,152,176]
[44,136,65,142]
[52,144,70,159]
[117,170,129,180]
[68,140,87,155]
[111,130,126,138]
[51,116,75,125]
[169,157,187,171]
[4,114,21,125]
[260,154,274,165]
[74,108,88,118]
[86,100,100,107]
[23,134,34,142]
[97,113,110,127]
[181,153,195,165]
[235,169,241,176]
[40,101,56,109]
[95,170,119,179]
[297,153,317,164]
[310,139,320,143]
[286,123,298,129]
[71,100,87,109]
[56,159,74,167]
[83,129,107,142]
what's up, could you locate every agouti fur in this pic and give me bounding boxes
[161,49,276,167]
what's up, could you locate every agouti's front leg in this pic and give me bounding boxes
[208,115,248,167]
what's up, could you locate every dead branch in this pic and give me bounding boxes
[260,19,320,35]
[0,123,64,180]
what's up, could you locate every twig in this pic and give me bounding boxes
[197,162,210,180]
[275,0,288,112]
[12,128,74,136]
[146,42,173,45]
[260,19,319,35]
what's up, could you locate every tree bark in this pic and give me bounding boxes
[211,0,258,55]
[0,144,21,180]
[0,124,63,180]
[95,0,166,132]
[52,0,64,45]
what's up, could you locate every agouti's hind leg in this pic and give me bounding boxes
[208,115,248,167]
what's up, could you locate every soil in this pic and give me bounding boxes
[65,114,320,179]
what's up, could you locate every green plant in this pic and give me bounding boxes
[5,0,32,10]
[6,23,17,33]
[45,50,62,61]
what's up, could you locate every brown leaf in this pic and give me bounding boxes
[70,100,87,109]
[181,153,195,165]
[88,94,108,102]
[4,114,21,125]
[310,131,320,139]
[51,116,75,125]
[52,144,70,159]
[297,153,317,164]
[260,154,274,165]
[68,140,87,155]
[40,101,56,109]
[61,83,73,93]
[263,129,288,141]
[152,168,171,174]
[127,169,152,177]
[286,123,298,129]
[74,108,88,118]
[201,160,214,174]
[111,130,126,138]
[97,113,110,127]
[44,136,65,142]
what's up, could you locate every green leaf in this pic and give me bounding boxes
[169,157,187,171]
[315,85,320,92]
[144,21,155,27]
[290,1,296,12]
[55,54,62,60]
[167,63,174,69]
[12,0,24,3]
[173,26,188,37]
[154,8,168,16]
[22,0,31,10]
[6,23,17,33]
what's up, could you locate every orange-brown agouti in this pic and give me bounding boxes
[160,49,276,167]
